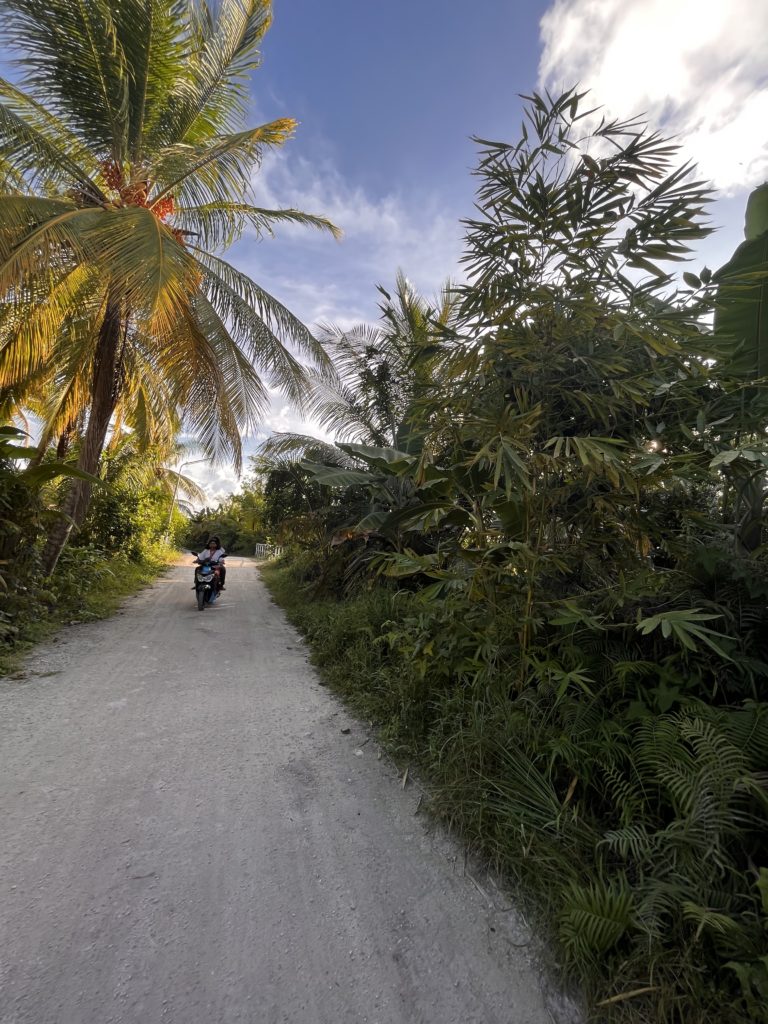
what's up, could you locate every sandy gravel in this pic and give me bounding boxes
[0,558,577,1024]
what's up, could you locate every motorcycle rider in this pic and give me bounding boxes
[193,535,226,590]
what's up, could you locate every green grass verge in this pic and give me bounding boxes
[0,545,176,676]
[261,561,425,754]
[262,559,768,1024]
[261,561,574,983]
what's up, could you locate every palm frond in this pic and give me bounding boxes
[161,467,207,503]
[172,200,340,250]
[0,0,130,160]
[257,432,351,465]
[189,290,270,424]
[306,371,386,445]
[151,0,272,145]
[80,206,199,331]
[0,203,99,298]
[116,341,184,452]
[0,78,104,198]
[0,261,103,390]
[153,302,244,469]
[193,247,331,391]
[35,311,103,451]
[115,0,187,162]
[151,119,296,207]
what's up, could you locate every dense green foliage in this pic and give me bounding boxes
[0,543,173,675]
[255,274,461,551]
[266,554,768,1023]
[262,93,768,1024]
[182,473,267,553]
[0,430,181,667]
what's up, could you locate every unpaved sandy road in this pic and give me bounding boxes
[1,559,574,1024]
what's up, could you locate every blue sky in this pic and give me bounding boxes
[237,0,767,337]
[233,0,549,330]
[9,1,765,498]
[201,0,768,501]
[257,1,548,198]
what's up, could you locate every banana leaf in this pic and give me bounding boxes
[713,184,768,379]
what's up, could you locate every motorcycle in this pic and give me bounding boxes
[192,555,225,611]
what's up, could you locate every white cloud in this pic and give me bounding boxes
[202,154,467,497]
[249,151,464,315]
[180,391,337,508]
[254,273,366,333]
[539,0,768,193]
[254,391,334,442]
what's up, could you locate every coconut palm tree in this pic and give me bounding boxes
[96,433,208,509]
[254,274,461,548]
[0,0,339,572]
[258,271,459,464]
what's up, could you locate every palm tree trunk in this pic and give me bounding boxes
[55,419,77,460]
[41,301,123,576]
[736,473,765,553]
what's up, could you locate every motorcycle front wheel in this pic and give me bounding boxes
[197,588,205,611]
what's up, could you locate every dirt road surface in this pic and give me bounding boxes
[1,559,575,1024]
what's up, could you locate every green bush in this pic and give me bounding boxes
[0,541,174,673]
[76,481,174,559]
[182,475,268,554]
[265,558,768,1023]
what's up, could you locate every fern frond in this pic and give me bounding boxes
[559,875,635,963]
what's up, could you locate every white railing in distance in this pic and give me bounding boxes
[253,543,283,560]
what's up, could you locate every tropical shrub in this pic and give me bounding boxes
[183,473,268,553]
[266,92,768,1023]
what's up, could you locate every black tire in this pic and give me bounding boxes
[197,588,205,611]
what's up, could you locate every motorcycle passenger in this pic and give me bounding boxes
[193,536,226,590]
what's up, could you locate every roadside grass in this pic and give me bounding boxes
[262,558,768,1024]
[0,545,176,676]
[261,560,423,752]
[260,561,576,984]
